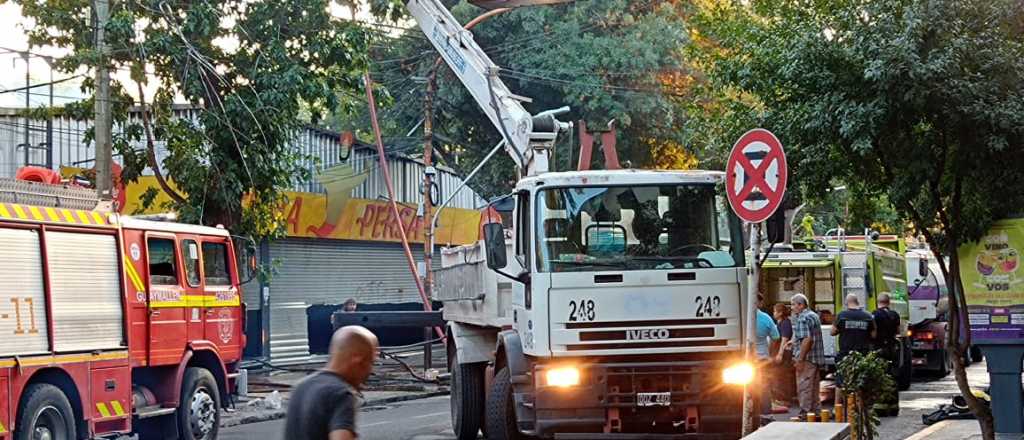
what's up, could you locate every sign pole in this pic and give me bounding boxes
[742,222,761,436]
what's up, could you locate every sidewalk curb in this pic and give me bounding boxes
[904,420,953,440]
[221,390,451,428]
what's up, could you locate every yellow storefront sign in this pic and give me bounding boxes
[281,191,481,246]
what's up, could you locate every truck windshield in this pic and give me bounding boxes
[536,184,741,272]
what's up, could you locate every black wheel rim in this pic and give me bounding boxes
[31,405,67,440]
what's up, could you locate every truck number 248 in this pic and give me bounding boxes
[695,296,721,318]
[568,299,596,322]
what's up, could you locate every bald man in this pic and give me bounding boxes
[284,326,379,440]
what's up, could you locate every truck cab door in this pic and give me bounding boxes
[200,238,243,360]
[145,235,187,364]
[179,238,206,343]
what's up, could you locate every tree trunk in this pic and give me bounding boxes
[944,248,995,440]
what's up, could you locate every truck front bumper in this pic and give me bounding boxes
[529,358,744,438]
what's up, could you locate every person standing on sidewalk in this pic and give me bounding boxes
[790,294,825,417]
[284,325,380,440]
[772,303,795,409]
[873,293,902,417]
[755,294,781,415]
[831,294,875,403]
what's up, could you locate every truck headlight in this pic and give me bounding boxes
[545,366,581,388]
[722,362,755,386]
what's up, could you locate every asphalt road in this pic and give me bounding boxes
[222,361,990,440]
[220,395,461,440]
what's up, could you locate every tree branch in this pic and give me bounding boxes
[137,81,187,205]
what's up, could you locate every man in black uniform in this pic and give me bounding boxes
[873,293,901,416]
[832,294,875,402]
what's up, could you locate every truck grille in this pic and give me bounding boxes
[561,318,731,352]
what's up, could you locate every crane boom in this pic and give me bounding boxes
[406,0,569,176]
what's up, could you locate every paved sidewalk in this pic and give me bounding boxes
[904,420,982,440]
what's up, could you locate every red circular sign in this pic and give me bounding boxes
[725,128,788,223]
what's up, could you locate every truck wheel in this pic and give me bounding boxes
[937,349,950,377]
[450,356,485,440]
[14,383,77,440]
[896,343,913,391]
[178,367,220,440]
[486,367,522,440]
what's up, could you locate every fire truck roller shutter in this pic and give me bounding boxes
[45,231,125,352]
[0,227,49,355]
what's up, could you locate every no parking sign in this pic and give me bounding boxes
[725,129,788,223]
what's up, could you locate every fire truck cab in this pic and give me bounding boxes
[0,180,246,440]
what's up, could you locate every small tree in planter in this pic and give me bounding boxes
[837,351,895,440]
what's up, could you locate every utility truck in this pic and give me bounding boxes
[408,1,751,438]
[0,177,251,440]
[759,232,913,390]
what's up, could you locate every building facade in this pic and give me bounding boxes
[0,107,486,364]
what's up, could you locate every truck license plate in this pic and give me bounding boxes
[636,392,671,407]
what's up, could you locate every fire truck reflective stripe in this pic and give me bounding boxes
[44,207,61,222]
[110,400,126,416]
[61,209,77,223]
[96,402,111,418]
[28,206,44,221]
[122,257,146,292]
[91,212,105,225]
[11,204,27,219]
[76,210,93,224]
[0,350,129,368]
[148,295,241,309]
[0,204,10,218]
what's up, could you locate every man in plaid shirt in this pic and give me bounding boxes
[789,293,825,415]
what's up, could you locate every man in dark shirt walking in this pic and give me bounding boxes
[831,294,875,402]
[284,326,379,440]
[873,293,902,416]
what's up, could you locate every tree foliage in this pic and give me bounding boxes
[10,0,374,239]
[694,0,1024,436]
[837,351,894,440]
[352,0,693,198]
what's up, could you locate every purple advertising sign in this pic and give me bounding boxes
[958,219,1024,342]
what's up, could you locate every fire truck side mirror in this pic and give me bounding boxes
[234,236,259,284]
[483,223,508,270]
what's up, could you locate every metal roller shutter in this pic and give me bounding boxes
[0,228,49,355]
[45,231,125,352]
[267,238,435,364]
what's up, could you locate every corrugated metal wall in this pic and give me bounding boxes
[0,107,484,210]
[266,238,440,364]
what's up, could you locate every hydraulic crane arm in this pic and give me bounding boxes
[406,0,569,176]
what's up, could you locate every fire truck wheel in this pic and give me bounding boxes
[178,368,220,440]
[485,367,524,440]
[450,357,485,440]
[14,383,77,440]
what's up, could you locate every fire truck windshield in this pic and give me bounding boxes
[535,184,743,272]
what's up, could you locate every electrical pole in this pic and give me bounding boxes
[93,0,114,201]
[422,74,436,305]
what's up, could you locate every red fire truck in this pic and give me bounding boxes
[0,179,247,440]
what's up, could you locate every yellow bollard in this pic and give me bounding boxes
[790,416,802,422]
[821,409,832,423]
[806,412,817,422]
[847,394,859,440]
[835,402,846,422]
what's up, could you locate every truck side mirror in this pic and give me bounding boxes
[233,236,259,284]
[483,223,508,270]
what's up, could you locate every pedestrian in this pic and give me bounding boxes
[343,298,358,312]
[872,293,902,417]
[755,294,781,415]
[772,303,795,409]
[831,294,875,403]
[283,325,379,440]
[789,293,825,418]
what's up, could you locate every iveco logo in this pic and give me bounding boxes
[626,329,670,341]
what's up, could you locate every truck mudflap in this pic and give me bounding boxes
[529,359,743,438]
